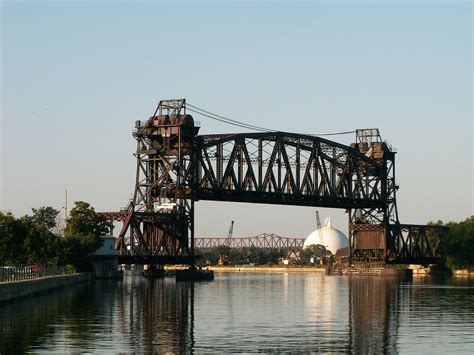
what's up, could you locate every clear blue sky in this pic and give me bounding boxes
[1,0,472,237]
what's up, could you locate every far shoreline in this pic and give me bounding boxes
[164,265,474,276]
[208,266,327,273]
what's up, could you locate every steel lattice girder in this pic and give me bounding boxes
[386,224,446,264]
[195,234,305,250]
[195,132,385,209]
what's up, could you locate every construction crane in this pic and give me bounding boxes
[218,220,235,265]
[315,211,325,247]
[314,211,328,265]
[225,220,234,247]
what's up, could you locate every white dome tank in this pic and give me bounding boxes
[303,217,349,254]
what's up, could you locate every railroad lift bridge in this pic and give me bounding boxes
[100,99,444,266]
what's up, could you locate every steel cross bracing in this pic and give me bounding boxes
[195,233,305,250]
[100,99,445,266]
[387,224,445,264]
[105,99,199,265]
[195,132,385,209]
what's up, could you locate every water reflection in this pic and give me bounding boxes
[103,274,195,353]
[1,273,473,353]
[303,274,350,352]
[0,281,106,353]
[348,276,404,353]
[0,273,196,353]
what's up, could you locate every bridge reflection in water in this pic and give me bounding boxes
[348,276,402,353]
[302,275,403,353]
[1,274,473,353]
[112,275,194,353]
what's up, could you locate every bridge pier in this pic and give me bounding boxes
[93,236,122,279]
[93,257,122,279]
[143,264,165,278]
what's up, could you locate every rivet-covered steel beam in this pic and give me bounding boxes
[195,132,384,209]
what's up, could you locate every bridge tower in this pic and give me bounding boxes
[348,129,398,264]
[117,99,200,264]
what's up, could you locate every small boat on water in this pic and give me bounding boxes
[176,267,214,281]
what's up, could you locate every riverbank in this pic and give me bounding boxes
[452,269,474,276]
[166,265,474,277]
[203,266,327,273]
[209,266,412,277]
[0,273,92,304]
[409,265,474,277]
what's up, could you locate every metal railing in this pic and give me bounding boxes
[0,266,72,283]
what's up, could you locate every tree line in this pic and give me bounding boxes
[195,245,288,266]
[0,201,472,271]
[437,216,474,271]
[0,202,111,271]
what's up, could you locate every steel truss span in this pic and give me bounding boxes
[387,224,446,264]
[196,132,385,209]
[100,99,445,266]
[195,234,305,250]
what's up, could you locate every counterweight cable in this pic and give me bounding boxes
[188,108,268,131]
[187,102,356,137]
[187,103,272,132]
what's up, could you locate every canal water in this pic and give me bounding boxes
[1,272,473,353]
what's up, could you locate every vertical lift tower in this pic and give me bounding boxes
[116,99,200,265]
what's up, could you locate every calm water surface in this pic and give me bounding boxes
[1,272,473,353]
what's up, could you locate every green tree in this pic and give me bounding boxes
[21,216,60,265]
[61,201,112,271]
[439,216,474,270]
[0,212,27,265]
[0,211,62,266]
[245,246,265,264]
[299,244,329,265]
[64,201,110,239]
[197,246,287,266]
[31,206,60,230]
[265,249,286,265]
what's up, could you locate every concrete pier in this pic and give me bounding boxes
[143,265,165,278]
[93,257,122,279]
[348,267,413,278]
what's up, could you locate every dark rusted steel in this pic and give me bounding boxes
[99,101,444,266]
[103,99,200,265]
[195,132,385,209]
[386,224,446,264]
